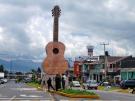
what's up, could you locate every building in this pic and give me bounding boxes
[73,56,100,82]
[73,45,135,83]
[97,55,135,83]
[73,55,135,83]
[99,55,135,82]
[120,56,135,80]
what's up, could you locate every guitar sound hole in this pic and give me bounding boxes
[53,48,59,54]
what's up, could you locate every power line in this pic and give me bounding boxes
[100,42,109,55]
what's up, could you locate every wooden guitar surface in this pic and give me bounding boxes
[43,42,68,75]
[42,5,68,75]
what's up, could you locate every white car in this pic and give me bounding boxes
[1,78,8,83]
[71,81,81,87]
[83,80,98,90]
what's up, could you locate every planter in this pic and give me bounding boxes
[49,90,100,99]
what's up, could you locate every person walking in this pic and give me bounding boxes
[47,77,55,91]
[55,74,61,91]
[42,80,46,91]
[61,74,66,89]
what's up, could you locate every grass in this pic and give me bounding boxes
[27,82,41,89]
[60,89,97,95]
[98,86,105,90]
[98,86,120,91]
[98,86,133,94]
[116,88,133,93]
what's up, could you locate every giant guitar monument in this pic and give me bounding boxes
[42,5,68,75]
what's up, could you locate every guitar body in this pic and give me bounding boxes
[43,41,68,74]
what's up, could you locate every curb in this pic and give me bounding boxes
[37,87,43,91]
[49,90,100,99]
[26,83,43,91]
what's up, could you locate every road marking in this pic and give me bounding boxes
[11,88,37,91]
[29,95,42,97]
[10,95,16,100]
[48,93,55,101]
[20,94,42,98]
[0,98,53,101]
[20,94,27,97]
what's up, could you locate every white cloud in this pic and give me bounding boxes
[103,0,128,11]
[0,0,135,60]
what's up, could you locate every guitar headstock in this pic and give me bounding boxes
[52,5,61,17]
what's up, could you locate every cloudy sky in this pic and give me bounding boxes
[0,0,135,61]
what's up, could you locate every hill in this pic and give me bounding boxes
[0,59,41,72]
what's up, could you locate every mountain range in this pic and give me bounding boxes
[0,58,74,72]
[0,59,41,72]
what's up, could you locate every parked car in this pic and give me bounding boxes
[83,80,98,90]
[120,80,135,89]
[1,78,8,83]
[22,78,32,83]
[0,79,2,84]
[71,81,81,87]
[0,79,4,84]
[101,82,110,86]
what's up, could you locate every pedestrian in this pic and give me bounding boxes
[55,74,61,91]
[43,80,46,91]
[47,77,55,91]
[61,74,66,89]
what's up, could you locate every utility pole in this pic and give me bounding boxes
[100,42,109,79]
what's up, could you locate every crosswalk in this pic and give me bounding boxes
[0,81,53,101]
[0,81,29,89]
[0,95,53,101]
[0,99,54,101]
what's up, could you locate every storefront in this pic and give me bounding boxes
[121,68,135,80]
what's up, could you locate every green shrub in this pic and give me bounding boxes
[60,89,96,95]
[27,82,41,88]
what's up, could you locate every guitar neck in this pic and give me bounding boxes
[53,17,59,42]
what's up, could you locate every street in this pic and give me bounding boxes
[0,80,53,101]
[0,80,135,101]
[48,89,135,101]
[64,87,135,101]
[92,90,135,101]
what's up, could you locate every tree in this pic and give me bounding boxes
[31,69,36,74]
[15,72,23,75]
[31,68,41,84]
[15,72,23,81]
[36,67,41,82]
[0,64,4,72]
[31,69,37,82]
[37,67,41,74]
